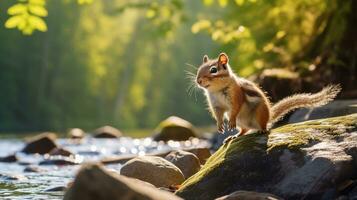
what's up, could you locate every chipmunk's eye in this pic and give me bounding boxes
[210,67,218,74]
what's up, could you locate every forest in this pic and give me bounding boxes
[0,0,356,133]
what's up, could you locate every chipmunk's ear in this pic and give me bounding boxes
[218,53,229,65]
[203,55,209,63]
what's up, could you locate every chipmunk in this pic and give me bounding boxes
[196,53,341,142]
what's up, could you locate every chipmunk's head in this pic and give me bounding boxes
[196,53,232,92]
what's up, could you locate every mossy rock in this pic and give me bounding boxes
[153,116,198,141]
[176,114,357,200]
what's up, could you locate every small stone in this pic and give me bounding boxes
[68,128,85,139]
[93,126,122,138]
[63,163,183,200]
[49,148,74,157]
[121,156,185,188]
[22,132,58,154]
[153,116,198,142]
[24,166,46,173]
[186,147,211,164]
[165,150,201,179]
[0,154,17,163]
[0,174,27,181]
[45,186,67,192]
[39,157,80,165]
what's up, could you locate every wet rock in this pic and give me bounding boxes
[64,163,183,200]
[153,116,198,142]
[39,157,80,165]
[101,150,172,165]
[215,191,282,200]
[176,114,357,199]
[22,132,58,154]
[0,154,17,163]
[186,147,211,165]
[68,128,85,139]
[93,126,122,138]
[24,165,46,173]
[165,150,201,179]
[45,186,67,192]
[289,100,357,123]
[0,173,27,181]
[121,156,185,188]
[49,147,74,157]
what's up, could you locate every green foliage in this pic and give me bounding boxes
[5,0,48,34]
[0,0,354,133]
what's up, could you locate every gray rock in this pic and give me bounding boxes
[49,147,74,157]
[215,190,282,200]
[165,150,201,179]
[0,173,27,181]
[0,154,17,162]
[289,100,357,123]
[24,165,46,173]
[68,128,85,139]
[22,132,58,154]
[121,156,185,188]
[64,163,183,200]
[176,114,357,199]
[93,126,122,138]
[186,147,211,165]
[39,157,80,165]
[45,186,67,192]
[153,116,197,141]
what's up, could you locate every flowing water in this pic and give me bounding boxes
[0,137,210,200]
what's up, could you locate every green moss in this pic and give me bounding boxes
[177,114,357,193]
[268,114,357,151]
[178,133,266,191]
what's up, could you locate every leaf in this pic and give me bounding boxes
[28,15,47,32]
[7,4,27,15]
[235,0,244,6]
[5,15,24,29]
[146,9,156,18]
[78,0,93,5]
[29,5,48,17]
[191,20,211,33]
[203,0,214,6]
[218,0,228,7]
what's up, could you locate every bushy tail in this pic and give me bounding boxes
[270,84,341,124]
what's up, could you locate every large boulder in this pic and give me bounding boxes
[153,116,198,142]
[176,114,357,200]
[289,100,357,123]
[64,163,183,200]
[22,132,58,154]
[215,191,282,200]
[121,156,185,188]
[165,150,201,179]
[93,126,122,138]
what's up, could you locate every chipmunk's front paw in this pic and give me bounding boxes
[217,122,225,134]
[227,120,237,131]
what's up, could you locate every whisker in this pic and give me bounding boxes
[185,63,198,69]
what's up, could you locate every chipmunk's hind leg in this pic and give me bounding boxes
[255,102,270,133]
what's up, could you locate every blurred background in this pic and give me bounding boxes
[0,0,356,134]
